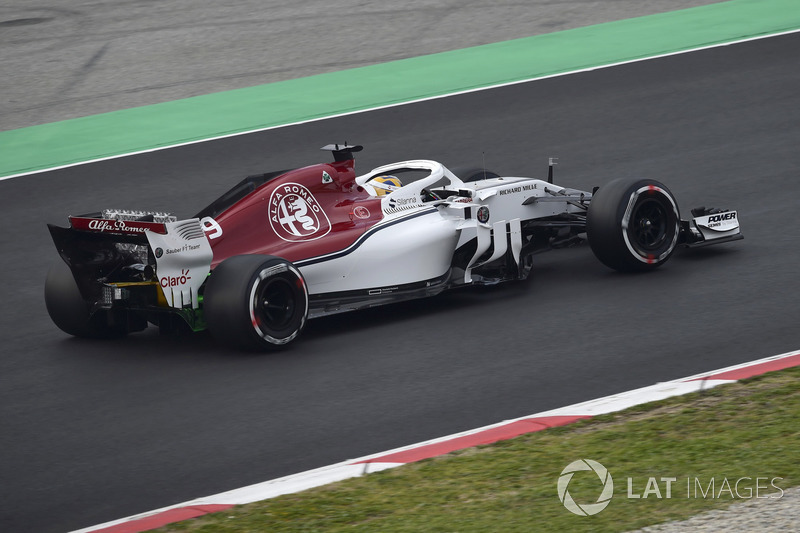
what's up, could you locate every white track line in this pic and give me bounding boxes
[5,28,800,183]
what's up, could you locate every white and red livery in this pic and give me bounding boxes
[46,144,742,350]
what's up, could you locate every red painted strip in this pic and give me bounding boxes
[689,353,800,382]
[69,216,167,235]
[357,415,589,464]
[92,504,234,533]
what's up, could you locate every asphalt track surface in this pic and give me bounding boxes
[2,32,800,533]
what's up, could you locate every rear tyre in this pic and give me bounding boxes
[204,255,309,351]
[587,178,680,272]
[45,260,127,338]
[450,166,501,182]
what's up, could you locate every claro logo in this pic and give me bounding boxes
[160,269,191,288]
[268,183,331,242]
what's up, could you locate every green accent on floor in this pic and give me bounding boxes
[2,0,798,179]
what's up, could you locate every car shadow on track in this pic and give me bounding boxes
[41,280,543,367]
[47,325,273,361]
[49,242,739,358]
[672,243,742,264]
[301,277,536,341]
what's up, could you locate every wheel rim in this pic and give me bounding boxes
[630,198,669,251]
[254,277,295,331]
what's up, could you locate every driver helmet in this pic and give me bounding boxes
[371,175,402,196]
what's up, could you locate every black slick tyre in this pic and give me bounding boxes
[204,255,309,351]
[587,178,680,272]
[45,260,127,338]
[450,166,501,182]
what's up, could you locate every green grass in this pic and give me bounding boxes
[158,367,800,532]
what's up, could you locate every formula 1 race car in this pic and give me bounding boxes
[45,144,742,350]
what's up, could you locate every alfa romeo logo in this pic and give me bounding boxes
[353,206,370,219]
[268,183,331,242]
[557,459,614,516]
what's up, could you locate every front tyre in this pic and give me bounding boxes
[204,255,309,351]
[587,178,680,272]
[450,166,501,182]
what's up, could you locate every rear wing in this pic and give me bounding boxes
[49,211,212,311]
